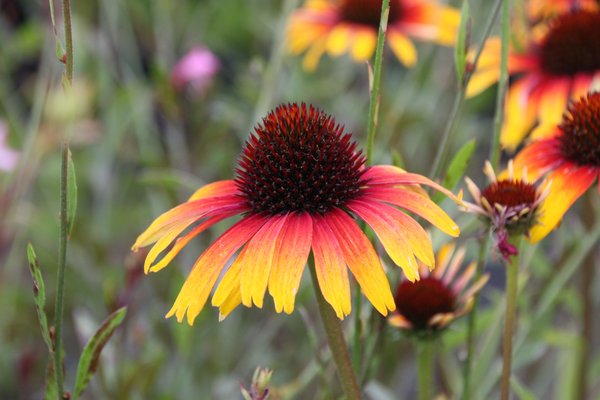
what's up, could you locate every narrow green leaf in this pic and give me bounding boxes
[67,149,77,236]
[27,243,53,353]
[454,0,471,84]
[72,307,127,400]
[433,139,476,203]
[510,377,537,400]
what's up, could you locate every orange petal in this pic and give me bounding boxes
[188,180,239,201]
[500,76,540,151]
[363,165,461,202]
[326,24,351,56]
[132,195,242,250]
[325,208,396,316]
[311,214,352,319]
[513,138,562,181]
[537,78,570,126]
[268,212,313,314]
[240,214,289,308]
[529,165,597,242]
[364,186,459,237]
[388,313,412,329]
[350,28,377,62]
[432,242,456,278]
[165,214,267,325]
[212,246,246,308]
[146,208,243,273]
[348,200,420,282]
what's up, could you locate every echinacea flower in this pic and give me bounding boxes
[463,161,548,258]
[286,0,459,70]
[171,46,220,92]
[133,103,460,325]
[528,0,598,23]
[389,242,488,335]
[0,121,19,172]
[467,9,600,150]
[513,92,600,242]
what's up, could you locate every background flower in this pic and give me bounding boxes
[171,46,220,93]
[467,8,600,150]
[0,121,19,172]
[287,0,459,70]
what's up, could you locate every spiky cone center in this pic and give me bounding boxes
[236,103,366,215]
[394,277,456,331]
[559,92,600,167]
[538,11,600,76]
[339,0,403,28]
[480,180,540,235]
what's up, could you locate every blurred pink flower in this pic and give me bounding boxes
[171,46,220,92]
[0,122,19,172]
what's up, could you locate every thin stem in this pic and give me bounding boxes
[352,287,363,373]
[429,0,504,179]
[54,142,69,399]
[489,0,511,169]
[417,340,434,400]
[500,236,520,400]
[309,262,362,399]
[63,0,74,84]
[462,233,491,400]
[365,0,390,164]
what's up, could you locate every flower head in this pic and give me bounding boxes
[389,243,488,336]
[0,121,19,172]
[171,46,220,92]
[467,9,600,150]
[286,0,459,70]
[463,161,548,258]
[513,92,600,242]
[133,103,460,325]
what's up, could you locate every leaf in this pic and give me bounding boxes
[27,243,53,353]
[433,139,476,203]
[67,149,77,236]
[510,377,537,400]
[72,307,127,400]
[454,0,471,84]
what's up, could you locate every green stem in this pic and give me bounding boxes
[54,142,69,399]
[309,262,362,399]
[352,287,363,373]
[365,0,390,164]
[462,233,491,400]
[63,0,73,84]
[500,235,520,400]
[429,0,504,179]
[417,340,434,400]
[489,0,511,169]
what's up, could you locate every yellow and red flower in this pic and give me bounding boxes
[467,8,600,150]
[513,92,600,242]
[463,161,548,258]
[133,103,460,325]
[389,242,488,334]
[286,0,459,70]
[528,0,599,23]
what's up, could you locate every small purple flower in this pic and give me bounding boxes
[0,121,19,172]
[171,46,220,93]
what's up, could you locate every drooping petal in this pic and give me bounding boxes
[500,76,541,150]
[311,214,352,319]
[348,199,420,282]
[388,30,417,67]
[268,212,313,314]
[537,78,570,126]
[212,247,246,308]
[240,214,290,308]
[146,207,245,273]
[363,165,461,202]
[432,242,456,278]
[350,28,377,62]
[364,186,459,237]
[132,195,243,250]
[388,313,413,329]
[326,24,351,56]
[529,165,597,242]
[325,208,396,316]
[452,261,477,292]
[166,214,268,325]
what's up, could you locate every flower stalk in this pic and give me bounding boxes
[54,142,69,399]
[309,261,361,400]
[500,235,520,400]
[417,339,434,400]
[63,0,73,85]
